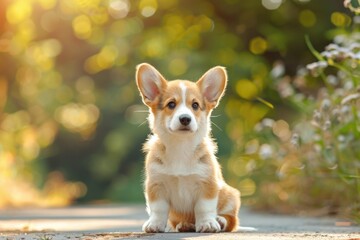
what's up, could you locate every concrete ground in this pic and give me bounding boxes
[0,204,358,240]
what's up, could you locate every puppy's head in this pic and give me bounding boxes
[136,63,227,138]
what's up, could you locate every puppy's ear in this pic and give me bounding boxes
[136,63,167,106]
[197,66,227,109]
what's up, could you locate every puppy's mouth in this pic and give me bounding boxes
[169,127,193,133]
[179,127,191,132]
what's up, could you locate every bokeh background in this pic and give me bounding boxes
[1,0,359,222]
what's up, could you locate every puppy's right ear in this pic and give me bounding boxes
[136,63,166,106]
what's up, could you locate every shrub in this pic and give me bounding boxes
[243,1,360,222]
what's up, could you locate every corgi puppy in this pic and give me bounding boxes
[136,63,240,233]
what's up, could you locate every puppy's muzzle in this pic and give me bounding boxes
[179,114,191,126]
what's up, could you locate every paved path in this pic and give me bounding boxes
[0,204,358,239]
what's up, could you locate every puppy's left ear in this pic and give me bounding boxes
[197,66,227,109]
[136,63,167,107]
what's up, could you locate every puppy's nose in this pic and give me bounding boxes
[179,114,191,126]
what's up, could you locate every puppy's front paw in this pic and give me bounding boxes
[196,218,221,233]
[142,219,166,233]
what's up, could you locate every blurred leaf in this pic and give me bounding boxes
[305,35,324,61]
[256,97,274,109]
[350,0,360,8]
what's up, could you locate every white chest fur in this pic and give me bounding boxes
[160,174,203,212]
[146,134,211,176]
[145,135,215,212]
[155,144,208,176]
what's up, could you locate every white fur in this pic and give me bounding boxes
[159,175,202,213]
[145,136,214,213]
[180,82,187,104]
[195,197,221,232]
[167,83,198,133]
[148,135,209,176]
[143,199,169,232]
[153,110,206,145]
[216,215,227,231]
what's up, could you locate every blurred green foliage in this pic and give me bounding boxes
[0,0,356,221]
[237,3,360,222]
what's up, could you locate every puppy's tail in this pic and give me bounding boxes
[237,226,258,232]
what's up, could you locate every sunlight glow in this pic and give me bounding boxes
[262,0,282,10]
[236,79,259,100]
[84,45,119,73]
[6,0,32,24]
[249,37,268,55]
[299,10,316,27]
[72,15,92,39]
[139,0,158,17]
[168,58,188,76]
[36,0,57,9]
[238,178,256,196]
[331,12,352,27]
[108,0,130,19]
[55,103,100,137]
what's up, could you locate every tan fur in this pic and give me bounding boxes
[136,63,241,233]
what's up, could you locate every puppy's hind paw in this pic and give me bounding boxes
[196,218,221,233]
[142,219,166,233]
[175,222,196,232]
[216,216,227,231]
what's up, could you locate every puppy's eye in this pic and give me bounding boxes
[167,101,176,109]
[192,102,199,110]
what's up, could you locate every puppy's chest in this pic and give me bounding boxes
[162,174,202,211]
[150,151,209,211]
[152,149,208,176]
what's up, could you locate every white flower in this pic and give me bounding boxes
[321,99,331,112]
[325,43,339,51]
[323,120,331,131]
[355,52,360,60]
[271,62,285,78]
[313,110,321,123]
[259,144,273,160]
[349,42,360,51]
[290,133,300,147]
[306,62,318,71]
[326,75,338,86]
